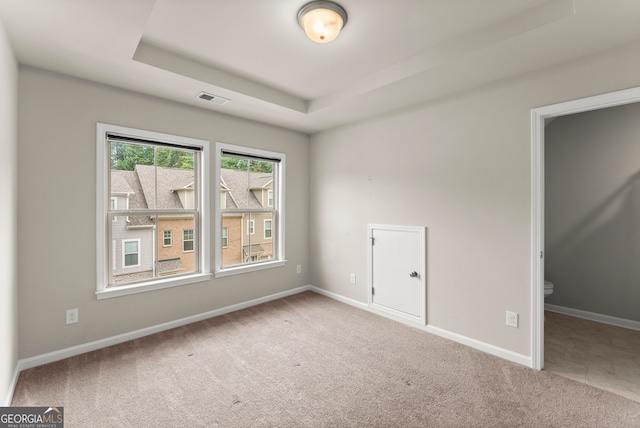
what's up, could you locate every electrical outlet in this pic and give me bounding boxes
[296,264,302,274]
[66,308,79,325]
[350,273,356,284]
[506,311,518,328]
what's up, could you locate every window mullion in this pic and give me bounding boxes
[107,218,114,289]
[272,210,278,261]
[153,146,158,211]
[110,209,198,216]
[194,150,200,211]
[153,214,158,279]
[222,209,274,215]
[194,212,200,271]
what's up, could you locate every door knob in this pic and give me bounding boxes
[409,271,418,278]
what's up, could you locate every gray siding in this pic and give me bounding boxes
[111,201,155,277]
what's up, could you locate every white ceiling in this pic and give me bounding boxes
[0,0,639,133]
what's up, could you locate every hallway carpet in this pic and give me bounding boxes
[12,291,640,427]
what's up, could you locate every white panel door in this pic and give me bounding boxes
[369,225,426,325]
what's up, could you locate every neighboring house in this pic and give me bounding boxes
[135,165,196,276]
[220,168,274,267]
[110,165,196,286]
[110,169,155,284]
[110,165,272,283]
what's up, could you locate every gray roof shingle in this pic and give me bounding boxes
[158,258,184,274]
[243,244,265,255]
[135,165,194,209]
[110,171,135,194]
[112,166,268,215]
[221,168,272,210]
[110,169,153,226]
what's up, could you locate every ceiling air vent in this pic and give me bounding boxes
[196,91,230,106]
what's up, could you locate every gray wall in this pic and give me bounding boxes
[10,34,640,367]
[0,16,18,403]
[545,102,640,322]
[17,67,310,358]
[309,41,640,356]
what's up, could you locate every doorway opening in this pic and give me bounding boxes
[530,86,640,371]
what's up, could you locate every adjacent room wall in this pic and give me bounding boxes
[545,102,640,322]
[17,67,310,358]
[309,41,640,357]
[0,16,18,404]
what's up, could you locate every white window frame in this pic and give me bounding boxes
[96,123,211,299]
[247,219,255,235]
[214,142,286,277]
[122,239,141,268]
[267,190,273,207]
[163,230,172,247]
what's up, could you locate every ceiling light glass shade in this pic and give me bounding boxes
[298,1,347,43]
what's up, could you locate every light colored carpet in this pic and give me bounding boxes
[12,291,640,427]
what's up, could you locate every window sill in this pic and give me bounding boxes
[96,272,212,300]
[214,260,286,278]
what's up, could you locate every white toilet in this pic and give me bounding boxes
[544,280,554,298]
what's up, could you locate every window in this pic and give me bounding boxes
[264,219,272,239]
[215,142,285,277]
[123,239,140,267]
[183,229,194,252]
[222,227,228,248]
[96,123,211,299]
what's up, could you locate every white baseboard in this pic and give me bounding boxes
[15,285,312,375]
[309,286,368,310]
[424,325,532,367]
[310,286,532,368]
[3,365,20,406]
[545,303,640,331]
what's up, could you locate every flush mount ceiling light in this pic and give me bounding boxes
[298,1,348,43]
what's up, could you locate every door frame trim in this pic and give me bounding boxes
[367,224,427,326]
[530,86,640,370]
